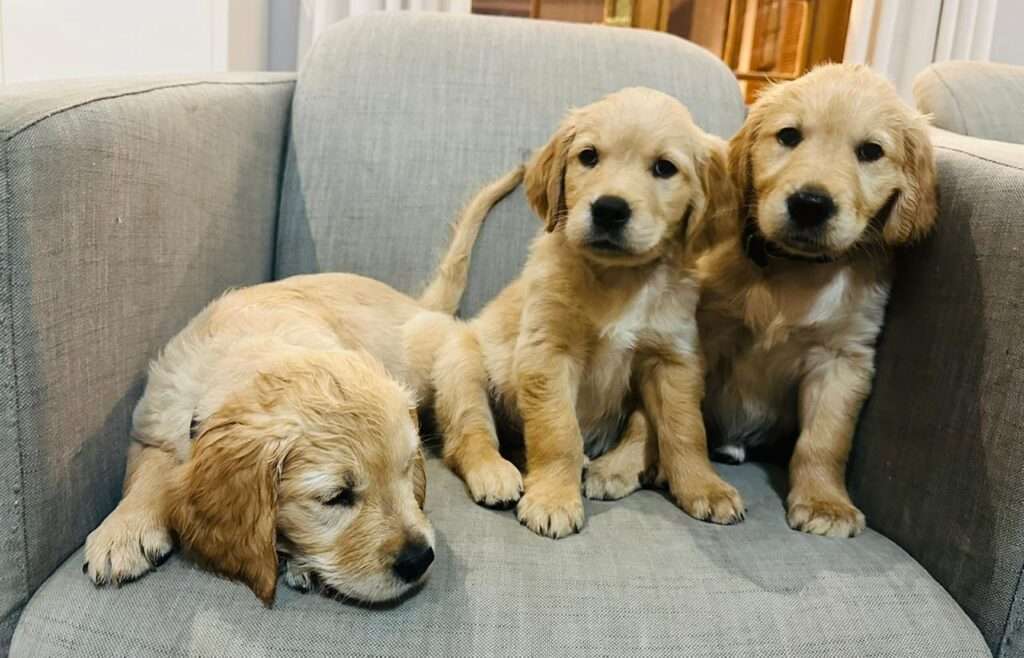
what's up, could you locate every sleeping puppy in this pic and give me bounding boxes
[83,170,522,603]
[433,87,743,539]
[588,64,938,537]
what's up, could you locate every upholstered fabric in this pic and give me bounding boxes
[5,14,1020,657]
[851,129,1024,657]
[914,61,1024,144]
[11,459,989,657]
[274,12,746,317]
[0,74,295,653]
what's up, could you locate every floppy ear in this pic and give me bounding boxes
[727,114,759,221]
[412,447,427,509]
[885,115,938,245]
[524,114,575,232]
[167,413,290,606]
[691,138,738,251]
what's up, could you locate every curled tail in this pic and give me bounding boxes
[418,165,524,314]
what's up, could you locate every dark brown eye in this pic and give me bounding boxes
[578,147,599,168]
[777,127,802,148]
[323,487,356,507]
[856,142,884,162]
[652,159,678,178]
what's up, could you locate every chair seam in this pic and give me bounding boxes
[1,114,31,635]
[1,78,295,143]
[268,92,297,282]
[936,145,1024,174]
[932,67,970,137]
[999,560,1024,657]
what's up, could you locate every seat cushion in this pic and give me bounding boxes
[12,460,989,657]
[274,12,747,317]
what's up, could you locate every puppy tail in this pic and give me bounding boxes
[418,165,524,314]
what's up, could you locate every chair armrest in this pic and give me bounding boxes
[0,73,295,650]
[851,128,1024,657]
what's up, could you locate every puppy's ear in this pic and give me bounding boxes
[727,113,759,221]
[412,447,427,509]
[885,114,938,245]
[167,412,290,606]
[691,138,737,251]
[525,114,576,232]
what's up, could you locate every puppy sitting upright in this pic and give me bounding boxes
[433,87,743,538]
[591,65,938,538]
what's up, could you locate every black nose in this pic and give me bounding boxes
[393,541,434,583]
[591,195,631,231]
[786,188,836,228]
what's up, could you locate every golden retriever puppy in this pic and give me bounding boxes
[83,170,521,603]
[433,87,744,539]
[588,64,938,538]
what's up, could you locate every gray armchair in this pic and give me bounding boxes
[2,14,1018,657]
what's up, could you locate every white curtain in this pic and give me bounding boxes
[295,0,471,68]
[843,0,1000,99]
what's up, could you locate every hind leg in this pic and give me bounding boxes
[433,326,522,508]
[584,409,658,501]
[84,442,177,585]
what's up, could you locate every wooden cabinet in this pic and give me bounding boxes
[478,0,852,102]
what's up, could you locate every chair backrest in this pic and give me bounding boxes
[274,12,745,315]
[914,61,1024,145]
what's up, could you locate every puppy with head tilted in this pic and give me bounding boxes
[433,87,743,539]
[589,64,938,537]
[82,170,521,604]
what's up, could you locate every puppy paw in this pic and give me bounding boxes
[787,497,865,538]
[516,479,584,539]
[675,478,745,525]
[282,561,315,592]
[462,456,524,509]
[84,508,173,586]
[583,456,642,501]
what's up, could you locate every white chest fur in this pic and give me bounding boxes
[704,263,888,456]
[578,268,701,452]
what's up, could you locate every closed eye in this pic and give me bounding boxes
[322,487,357,507]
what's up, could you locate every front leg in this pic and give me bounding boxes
[787,350,871,537]
[85,442,177,585]
[640,354,745,524]
[514,346,586,539]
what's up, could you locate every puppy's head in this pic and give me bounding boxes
[730,64,937,260]
[167,350,433,606]
[525,87,732,266]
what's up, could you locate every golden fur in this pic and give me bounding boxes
[433,87,744,539]
[83,169,522,603]
[588,64,938,537]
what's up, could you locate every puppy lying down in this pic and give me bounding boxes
[83,169,521,604]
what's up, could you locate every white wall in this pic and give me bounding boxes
[0,0,271,84]
[989,1,1024,65]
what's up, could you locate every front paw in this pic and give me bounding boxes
[461,454,524,509]
[516,477,584,539]
[583,456,642,501]
[84,508,173,586]
[787,496,865,538]
[674,478,745,525]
